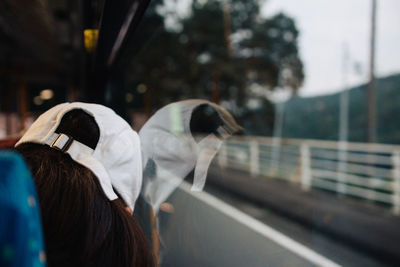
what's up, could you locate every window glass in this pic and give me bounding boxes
[127,1,400,266]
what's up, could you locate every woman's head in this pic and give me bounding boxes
[16,102,143,211]
[16,107,153,267]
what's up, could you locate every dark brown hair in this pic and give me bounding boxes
[16,109,154,267]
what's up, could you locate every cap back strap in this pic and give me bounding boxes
[50,133,73,152]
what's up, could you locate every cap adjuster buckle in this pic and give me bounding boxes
[51,133,73,152]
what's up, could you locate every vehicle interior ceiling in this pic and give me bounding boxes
[0,0,150,121]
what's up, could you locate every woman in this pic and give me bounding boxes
[15,103,154,267]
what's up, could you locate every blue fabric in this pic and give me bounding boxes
[0,151,46,267]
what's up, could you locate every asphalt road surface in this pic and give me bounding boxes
[158,183,340,267]
[155,177,394,267]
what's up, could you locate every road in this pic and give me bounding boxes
[153,168,397,266]
[158,183,335,266]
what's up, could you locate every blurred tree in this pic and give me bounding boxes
[123,0,304,134]
[240,13,304,94]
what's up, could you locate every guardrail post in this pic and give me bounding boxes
[337,141,348,195]
[300,143,311,191]
[269,137,281,177]
[218,143,228,168]
[392,151,400,215]
[249,140,259,176]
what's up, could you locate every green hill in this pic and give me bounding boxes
[281,74,400,144]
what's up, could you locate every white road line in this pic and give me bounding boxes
[179,182,341,267]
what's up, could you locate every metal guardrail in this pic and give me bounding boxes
[216,136,400,215]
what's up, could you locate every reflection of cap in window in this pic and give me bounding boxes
[139,99,241,213]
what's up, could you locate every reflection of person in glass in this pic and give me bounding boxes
[137,100,241,264]
[140,100,242,214]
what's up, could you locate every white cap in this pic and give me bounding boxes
[15,102,142,211]
[139,99,241,213]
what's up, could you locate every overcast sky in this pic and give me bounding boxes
[261,0,400,96]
